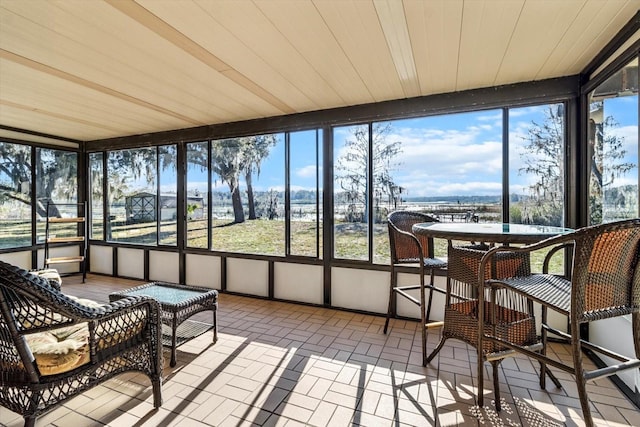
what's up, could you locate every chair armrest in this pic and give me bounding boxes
[89,296,162,353]
[542,242,573,274]
[477,232,575,286]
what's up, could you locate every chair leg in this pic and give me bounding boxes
[572,327,593,427]
[492,361,501,411]
[420,269,427,367]
[477,343,485,407]
[425,269,435,323]
[539,306,562,389]
[152,376,163,408]
[425,335,446,364]
[384,268,396,334]
[539,306,547,389]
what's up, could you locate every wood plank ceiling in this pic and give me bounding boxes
[0,0,638,144]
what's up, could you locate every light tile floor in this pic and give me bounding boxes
[1,275,638,427]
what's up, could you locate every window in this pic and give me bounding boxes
[35,148,78,243]
[588,58,638,224]
[89,152,104,240]
[334,112,505,262]
[509,104,565,227]
[0,142,32,249]
[159,145,177,246]
[210,134,285,255]
[289,130,322,257]
[186,141,209,248]
[107,148,158,245]
[333,124,369,261]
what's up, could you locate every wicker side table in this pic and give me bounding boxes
[110,282,218,367]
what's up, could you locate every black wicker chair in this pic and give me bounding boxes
[477,219,640,426]
[0,261,163,427]
[383,211,447,367]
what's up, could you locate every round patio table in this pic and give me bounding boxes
[410,221,573,412]
[412,222,573,244]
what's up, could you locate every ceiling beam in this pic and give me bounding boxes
[0,48,202,126]
[105,0,295,115]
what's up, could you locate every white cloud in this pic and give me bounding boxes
[295,165,317,178]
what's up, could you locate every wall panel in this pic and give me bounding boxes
[274,262,322,305]
[185,254,222,289]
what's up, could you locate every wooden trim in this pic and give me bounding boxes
[104,0,293,115]
[0,48,200,126]
[0,125,82,145]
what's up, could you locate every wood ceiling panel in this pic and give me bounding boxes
[496,0,590,84]
[456,0,524,91]
[313,0,404,103]
[0,103,126,141]
[0,3,202,123]
[255,0,374,106]
[404,0,463,96]
[137,0,320,112]
[373,0,420,98]
[0,59,194,140]
[539,1,640,78]
[2,1,277,125]
[0,128,78,147]
[0,0,636,141]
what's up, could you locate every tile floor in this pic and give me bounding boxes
[1,274,638,427]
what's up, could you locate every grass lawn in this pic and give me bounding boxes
[3,218,565,274]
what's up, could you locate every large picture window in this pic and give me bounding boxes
[210,134,285,255]
[89,152,104,240]
[334,111,506,262]
[333,124,370,261]
[158,145,177,246]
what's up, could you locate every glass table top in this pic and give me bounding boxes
[122,284,209,305]
[412,222,573,244]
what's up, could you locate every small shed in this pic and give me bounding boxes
[125,192,203,223]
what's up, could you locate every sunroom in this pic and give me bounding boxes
[1,1,639,426]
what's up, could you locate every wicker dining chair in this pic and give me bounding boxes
[477,219,640,426]
[383,211,447,367]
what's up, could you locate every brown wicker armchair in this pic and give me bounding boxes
[383,211,447,367]
[477,219,640,426]
[0,261,163,427]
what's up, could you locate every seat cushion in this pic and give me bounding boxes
[25,322,90,376]
[24,295,102,376]
[30,269,62,286]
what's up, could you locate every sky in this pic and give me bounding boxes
[154,98,638,201]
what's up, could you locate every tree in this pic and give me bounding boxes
[588,102,636,224]
[519,105,634,225]
[240,135,278,220]
[518,106,565,226]
[211,135,278,223]
[335,123,402,222]
[0,143,77,218]
[211,139,245,223]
